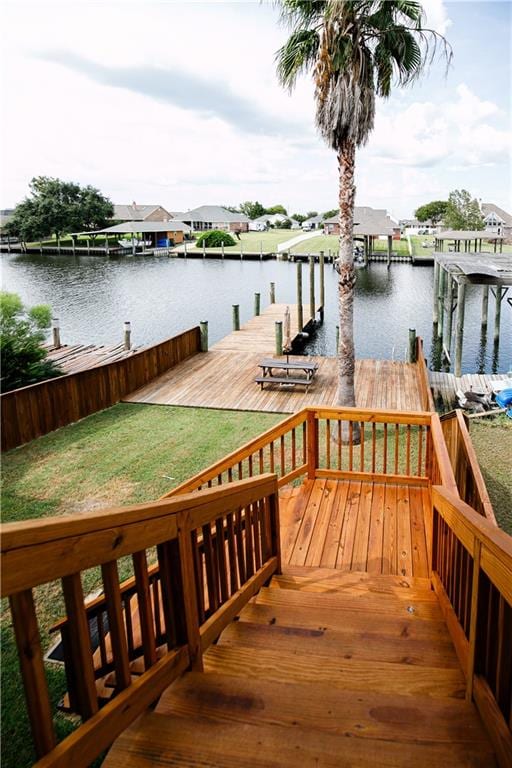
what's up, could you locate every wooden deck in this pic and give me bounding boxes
[123,304,424,412]
[45,342,137,374]
[279,478,431,578]
[430,370,512,411]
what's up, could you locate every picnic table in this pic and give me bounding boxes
[255,357,318,391]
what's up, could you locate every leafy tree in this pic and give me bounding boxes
[221,205,240,213]
[195,230,236,247]
[306,211,318,219]
[239,201,266,219]
[292,213,307,224]
[444,190,484,230]
[279,218,293,229]
[0,291,63,392]
[266,204,288,215]
[276,0,450,409]
[9,176,113,245]
[415,200,448,225]
[322,209,338,220]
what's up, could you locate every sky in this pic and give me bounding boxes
[1,0,511,219]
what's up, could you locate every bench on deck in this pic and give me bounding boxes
[255,357,318,392]
[254,375,314,391]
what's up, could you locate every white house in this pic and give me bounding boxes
[481,203,512,237]
[251,213,300,229]
[302,215,323,231]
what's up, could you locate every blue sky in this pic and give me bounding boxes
[1,0,510,218]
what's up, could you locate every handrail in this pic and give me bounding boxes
[1,473,280,767]
[440,410,496,523]
[415,337,436,411]
[430,487,512,768]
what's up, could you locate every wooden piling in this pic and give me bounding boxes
[123,321,131,351]
[240,242,243,260]
[52,319,61,349]
[437,267,446,339]
[319,251,325,313]
[296,261,303,331]
[202,241,206,258]
[309,255,315,323]
[232,305,240,331]
[408,329,417,363]
[481,285,489,328]
[454,281,466,377]
[184,240,187,257]
[260,241,263,261]
[443,275,454,357]
[432,260,440,325]
[336,325,339,353]
[275,321,283,356]
[270,282,275,304]
[494,286,502,343]
[221,241,225,259]
[200,321,208,352]
[387,236,392,269]
[254,293,260,316]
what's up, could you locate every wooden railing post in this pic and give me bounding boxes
[307,410,318,479]
[268,490,282,574]
[177,513,203,671]
[466,539,481,702]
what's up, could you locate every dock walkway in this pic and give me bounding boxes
[430,370,511,411]
[45,342,137,375]
[124,304,424,413]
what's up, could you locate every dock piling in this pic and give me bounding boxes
[494,286,502,343]
[200,321,208,352]
[309,255,315,323]
[296,262,303,331]
[432,260,440,326]
[254,293,261,316]
[260,241,263,261]
[123,321,131,351]
[232,304,240,331]
[275,321,283,356]
[202,241,206,259]
[454,281,466,377]
[270,282,276,304]
[319,251,325,321]
[221,241,225,259]
[408,329,417,363]
[481,285,489,328]
[52,318,61,349]
[336,325,339,353]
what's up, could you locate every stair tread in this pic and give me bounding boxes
[157,670,490,745]
[104,711,496,767]
[203,644,466,699]
[218,619,460,667]
[274,567,435,597]
[239,601,453,641]
[256,585,444,622]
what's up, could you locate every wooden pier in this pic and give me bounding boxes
[45,342,137,374]
[124,304,425,413]
[430,370,512,411]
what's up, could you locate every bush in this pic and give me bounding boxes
[0,291,63,392]
[195,230,236,248]
[280,219,292,229]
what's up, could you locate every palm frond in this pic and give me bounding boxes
[276,29,320,89]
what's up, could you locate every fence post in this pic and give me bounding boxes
[52,318,61,349]
[232,305,240,331]
[124,321,131,351]
[254,292,261,316]
[275,321,283,356]
[200,321,208,352]
[307,410,318,479]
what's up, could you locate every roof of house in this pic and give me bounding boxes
[481,203,512,226]
[304,215,323,224]
[92,221,191,234]
[113,204,170,221]
[178,205,249,223]
[324,206,396,236]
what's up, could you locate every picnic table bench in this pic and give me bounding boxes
[255,357,318,391]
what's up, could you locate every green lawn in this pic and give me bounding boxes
[1,403,282,768]
[292,234,411,256]
[185,229,295,253]
[469,415,512,535]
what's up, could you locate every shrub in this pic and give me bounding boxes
[0,291,63,392]
[195,230,236,248]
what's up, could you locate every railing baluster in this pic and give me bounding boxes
[190,529,206,623]
[61,572,99,719]
[292,427,297,470]
[226,512,238,595]
[132,551,158,670]
[406,425,411,475]
[269,442,275,474]
[326,418,331,470]
[238,461,243,480]
[235,507,247,586]
[259,448,264,473]
[124,594,135,657]
[215,518,229,603]
[101,560,132,691]
[176,519,202,670]
[302,421,307,465]
[248,454,253,477]
[201,523,219,615]
[157,543,177,648]
[466,539,481,702]
[337,419,342,470]
[360,421,365,472]
[280,434,285,477]
[417,425,423,477]
[253,499,262,570]
[371,422,376,473]
[97,610,108,668]
[394,424,399,474]
[9,589,56,758]
[349,421,354,471]
[383,423,388,474]
[245,503,255,579]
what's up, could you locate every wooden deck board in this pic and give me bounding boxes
[279,479,430,578]
[122,304,424,413]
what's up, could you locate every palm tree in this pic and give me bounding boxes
[276,0,450,410]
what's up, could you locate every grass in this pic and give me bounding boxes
[1,403,282,768]
[185,229,295,253]
[469,414,512,535]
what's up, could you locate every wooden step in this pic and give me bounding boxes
[157,671,490,746]
[239,600,452,642]
[274,565,434,595]
[104,710,496,767]
[203,644,466,699]
[255,584,444,622]
[218,619,460,668]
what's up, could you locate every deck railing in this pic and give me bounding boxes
[431,487,512,768]
[1,474,280,767]
[440,409,496,523]
[166,406,458,497]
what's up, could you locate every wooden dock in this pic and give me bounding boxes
[45,342,137,375]
[124,304,424,412]
[430,370,511,411]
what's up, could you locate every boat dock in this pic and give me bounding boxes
[429,370,511,411]
[45,342,137,374]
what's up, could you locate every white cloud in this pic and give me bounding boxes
[422,0,453,36]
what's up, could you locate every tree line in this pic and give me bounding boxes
[223,201,338,223]
[415,190,485,230]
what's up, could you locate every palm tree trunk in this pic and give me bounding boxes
[336,139,357,409]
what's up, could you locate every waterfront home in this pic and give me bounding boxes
[172,205,250,232]
[112,204,173,223]
[482,203,512,238]
[302,214,323,230]
[324,206,400,239]
[96,220,191,248]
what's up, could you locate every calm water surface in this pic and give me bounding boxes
[1,252,511,373]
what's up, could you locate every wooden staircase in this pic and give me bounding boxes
[104,567,496,767]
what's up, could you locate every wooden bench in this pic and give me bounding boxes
[255,375,314,392]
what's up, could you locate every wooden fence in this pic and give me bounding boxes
[1,327,201,451]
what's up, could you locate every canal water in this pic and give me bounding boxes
[1,252,511,374]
